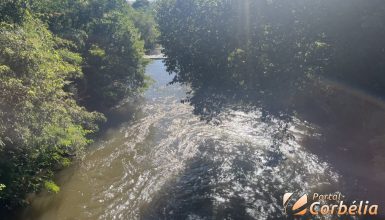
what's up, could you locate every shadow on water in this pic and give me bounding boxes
[141,142,294,220]
[177,75,385,219]
[184,86,294,123]
[15,60,385,219]
[297,88,385,214]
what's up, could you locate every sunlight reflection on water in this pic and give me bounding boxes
[19,61,347,220]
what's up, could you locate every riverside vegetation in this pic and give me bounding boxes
[0,0,158,211]
[156,0,385,121]
[2,0,385,216]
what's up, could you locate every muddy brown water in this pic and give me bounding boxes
[17,60,385,219]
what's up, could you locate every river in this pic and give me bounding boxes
[18,60,385,219]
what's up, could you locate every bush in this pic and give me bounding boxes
[0,0,151,210]
[0,15,104,209]
[156,0,385,119]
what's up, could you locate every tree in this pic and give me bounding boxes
[82,9,148,109]
[0,0,151,210]
[156,0,385,119]
[132,0,150,9]
[27,0,150,110]
[0,14,104,209]
[131,9,159,52]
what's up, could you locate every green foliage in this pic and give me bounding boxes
[0,14,104,209]
[44,181,60,193]
[156,0,385,119]
[30,0,149,110]
[0,0,150,210]
[132,0,150,10]
[83,9,147,109]
[0,0,26,23]
[131,9,160,52]
[88,45,106,57]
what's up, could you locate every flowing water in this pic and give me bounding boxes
[18,61,385,219]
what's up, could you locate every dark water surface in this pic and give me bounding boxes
[18,61,385,219]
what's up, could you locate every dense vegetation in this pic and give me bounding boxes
[156,0,385,120]
[0,0,156,210]
[2,0,384,213]
[31,0,157,110]
[131,1,160,52]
